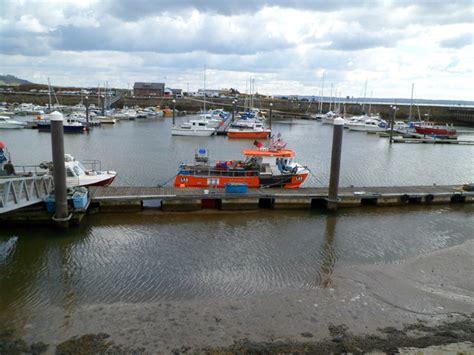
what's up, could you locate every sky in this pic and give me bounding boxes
[0,0,473,100]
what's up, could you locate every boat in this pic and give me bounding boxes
[171,119,216,136]
[347,118,388,132]
[39,154,117,187]
[37,117,88,133]
[97,116,117,124]
[174,138,309,188]
[414,124,456,137]
[0,116,25,129]
[227,122,271,139]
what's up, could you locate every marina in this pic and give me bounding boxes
[1,1,474,352]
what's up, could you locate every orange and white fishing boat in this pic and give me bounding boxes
[227,122,271,139]
[174,136,309,188]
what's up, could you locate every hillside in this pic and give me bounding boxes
[0,74,32,86]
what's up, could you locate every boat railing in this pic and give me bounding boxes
[10,164,48,176]
[181,165,260,177]
[82,159,102,171]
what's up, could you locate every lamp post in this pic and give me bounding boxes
[172,99,176,125]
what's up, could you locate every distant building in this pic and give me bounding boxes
[133,82,165,97]
[170,88,183,97]
[197,89,220,98]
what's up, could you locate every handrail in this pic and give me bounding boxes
[0,175,54,214]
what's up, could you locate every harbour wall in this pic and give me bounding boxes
[1,92,473,126]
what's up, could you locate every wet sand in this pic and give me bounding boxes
[5,239,474,353]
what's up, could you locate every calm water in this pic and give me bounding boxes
[2,115,474,187]
[1,117,473,330]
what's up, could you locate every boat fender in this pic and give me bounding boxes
[400,194,409,203]
[425,194,434,203]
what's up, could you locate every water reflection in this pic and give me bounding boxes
[1,205,473,331]
[320,214,337,288]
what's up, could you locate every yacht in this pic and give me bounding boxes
[171,119,216,136]
[348,118,388,132]
[0,116,25,129]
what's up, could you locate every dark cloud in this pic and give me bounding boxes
[440,33,473,48]
[103,0,366,20]
[51,17,293,55]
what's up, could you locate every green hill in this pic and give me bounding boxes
[0,74,32,86]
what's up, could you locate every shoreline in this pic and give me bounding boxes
[1,239,473,353]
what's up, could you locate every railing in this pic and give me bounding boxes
[0,175,54,214]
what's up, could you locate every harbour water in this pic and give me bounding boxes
[1,116,473,349]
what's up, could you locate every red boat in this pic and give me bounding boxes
[174,139,309,189]
[414,125,456,137]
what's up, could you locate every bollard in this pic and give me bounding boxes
[389,106,397,144]
[50,111,70,226]
[269,103,273,130]
[232,100,236,122]
[85,96,90,128]
[327,117,344,211]
[172,99,176,125]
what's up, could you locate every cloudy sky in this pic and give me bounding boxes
[1,0,473,100]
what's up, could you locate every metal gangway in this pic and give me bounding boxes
[0,175,54,214]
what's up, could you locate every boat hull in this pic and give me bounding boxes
[227,131,271,139]
[38,124,88,133]
[414,126,456,136]
[0,124,24,129]
[174,172,308,189]
[171,129,215,136]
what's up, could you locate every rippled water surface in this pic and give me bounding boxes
[1,117,473,329]
[2,116,474,186]
[1,205,473,328]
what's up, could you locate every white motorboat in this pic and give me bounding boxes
[38,154,117,187]
[348,118,388,132]
[171,119,216,136]
[0,116,25,129]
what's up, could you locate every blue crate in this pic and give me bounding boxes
[225,183,248,194]
[72,190,88,209]
[44,195,55,213]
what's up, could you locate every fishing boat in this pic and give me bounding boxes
[37,117,88,133]
[0,116,25,129]
[171,119,216,136]
[39,154,116,187]
[174,137,309,188]
[227,122,271,139]
[414,124,456,137]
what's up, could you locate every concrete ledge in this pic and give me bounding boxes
[273,197,312,209]
[221,198,260,210]
[161,199,202,212]
[338,196,362,207]
[99,200,143,212]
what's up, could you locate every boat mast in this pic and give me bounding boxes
[203,65,206,113]
[328,83,333,111]
[319,73,325,114]
[362,79,368,113]
[408,83,414,120]
[47,78,52,112]
[368,90,373,115]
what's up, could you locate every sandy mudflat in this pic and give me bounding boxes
[9,240,474,353]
